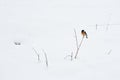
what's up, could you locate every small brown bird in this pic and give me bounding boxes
[81,30,88,38]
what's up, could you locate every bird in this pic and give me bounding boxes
[81,30,88,38]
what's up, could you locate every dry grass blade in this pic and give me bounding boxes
[42,49,48,67]
[74,36,84,59]
[71,52,73,61]
[64,52,73,61]
[96,24,98,30]
[74,29,79,49]
[108,49,112,55]
[32,47,40,62]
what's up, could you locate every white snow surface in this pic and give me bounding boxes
[0,0,120,80]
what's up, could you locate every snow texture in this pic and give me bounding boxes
[0,0,120,80]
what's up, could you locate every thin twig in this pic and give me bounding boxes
[106,14,111,31]
[64,55,71,59]
[107,49,112,55]
[64,52,73,61]
[74,29,79,49]
[96,24,98,30]
[32,47,40,61]
[106,24,109,31]
[74,36,84,59]
[71,52,73,61]
[42,49,48,67]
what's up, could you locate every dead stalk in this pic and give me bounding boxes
[96,24,98,30]
[74,36,84,59]
[106,24,109,31]
[107,49,112,55]
[71,52,73,61]
[32,47,40,62]
[42,49,48,67]
[74,29,79,49]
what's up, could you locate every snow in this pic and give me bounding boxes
[0,0,120,80]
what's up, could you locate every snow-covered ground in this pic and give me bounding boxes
[0,0,120,80]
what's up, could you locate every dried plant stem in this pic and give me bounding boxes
[64,52,73,61]
[71,52,73,61]
[32,47,40,61]
[74,36,84,59]
[42,49,48,67]
[37,55,40,61]
[74,29,79,49]
[106,14,111,31]
[106,24,109,31]
[96,24,98,30]
[107,49,112,55]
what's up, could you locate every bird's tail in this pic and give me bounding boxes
[85,32,88,38]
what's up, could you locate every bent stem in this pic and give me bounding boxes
[74,29,79,49]
[64,52,73,61]
[32,47,40,62]
[42,49,49,67]
[71,52,73,61]
[74,36,84,59]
